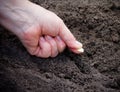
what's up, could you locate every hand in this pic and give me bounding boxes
[0,1,84,58]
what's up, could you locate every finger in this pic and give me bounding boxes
[55,36,66,53]
[45,35,58,57]
[59,24,84,53]
[36,37,51,58]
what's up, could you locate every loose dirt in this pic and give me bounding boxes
[0,0,120,92]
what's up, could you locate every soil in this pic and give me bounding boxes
[0,0,120,92]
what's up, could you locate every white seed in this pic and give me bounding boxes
[77,48,84,53]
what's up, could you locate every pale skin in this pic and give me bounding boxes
[0,0,84,58]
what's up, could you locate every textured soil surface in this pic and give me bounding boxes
[0,0,120,92]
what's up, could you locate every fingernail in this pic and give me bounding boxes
[46,35,52,40]
[76,41,83,48]
[77,48,84,53]
[56,36,61,41]
[40,37,45,42]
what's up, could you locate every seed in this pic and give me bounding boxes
[77,48,84,53]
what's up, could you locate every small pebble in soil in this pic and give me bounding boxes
[44,73,53,79]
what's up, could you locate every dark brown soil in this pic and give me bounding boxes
[0,0,120,92]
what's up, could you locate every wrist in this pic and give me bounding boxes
[0,0,44,38]
[0,0,29,7]
[0,0,29,14]
[0,0,31,36]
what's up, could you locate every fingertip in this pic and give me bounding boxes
[75,41,83,48]
[69,41,84,54]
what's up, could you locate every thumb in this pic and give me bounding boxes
[59,24,84,54]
